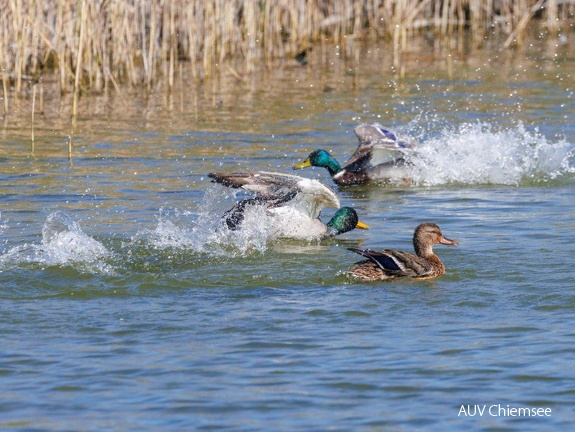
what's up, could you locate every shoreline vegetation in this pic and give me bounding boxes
[0,0,574,122]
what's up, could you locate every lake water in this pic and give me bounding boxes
[1,34,575,430]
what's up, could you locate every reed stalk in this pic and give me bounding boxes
[504,0,547,48]
[71,0,87,119]
[39,84,43,114]
[1,69,7,115]
[167,0,176,91]
[547,0,559,35]
[31,83,35,154]
[67,132,72,162]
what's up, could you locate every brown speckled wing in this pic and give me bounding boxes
[348,248,434,278]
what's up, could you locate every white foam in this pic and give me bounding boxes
[0,211,112,273]
[140,186,274,256]
[42,212,108,260]
[406,122,574,186]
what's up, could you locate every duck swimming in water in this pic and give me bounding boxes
[347,222,457,281]
[293,122,417,185]
[208,171,369,240]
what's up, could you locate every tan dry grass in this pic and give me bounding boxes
[0,0,573,98]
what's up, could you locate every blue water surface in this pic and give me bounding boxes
[1,36,575,431]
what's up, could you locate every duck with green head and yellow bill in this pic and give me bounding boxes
[208,171,369,240]
[294,122,417,186]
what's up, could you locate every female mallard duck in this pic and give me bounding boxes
[208,171,369,240]
[293,122,417,185]
[347,222,457,281]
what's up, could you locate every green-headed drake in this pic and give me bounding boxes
[294,122,417,186]
[347,222,458,281]
[208,171,369,240]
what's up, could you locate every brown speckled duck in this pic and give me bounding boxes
[347,222,458,281]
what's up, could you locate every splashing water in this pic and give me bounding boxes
[41,212,110,264]
[0,211,111,273]
[140,186,275,256]
[406,122,574,186]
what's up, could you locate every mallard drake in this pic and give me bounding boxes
[293,122,416,185]
[208,171,369,240]
[347,222,457,281]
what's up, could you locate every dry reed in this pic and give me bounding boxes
[0,0,573,99]
[31,83,35,154]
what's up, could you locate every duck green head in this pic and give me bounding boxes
[326,207,369,235]
[293,149,342,177]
